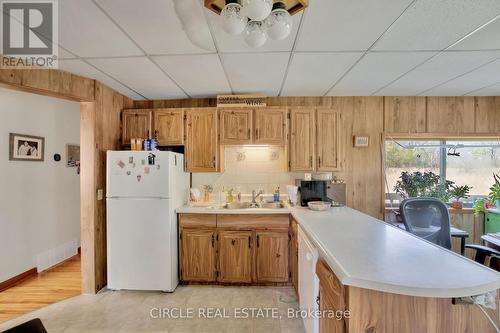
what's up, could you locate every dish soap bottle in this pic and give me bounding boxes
[274,186,280,202]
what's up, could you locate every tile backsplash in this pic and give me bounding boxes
[191,146,332,202]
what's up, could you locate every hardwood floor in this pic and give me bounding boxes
[0,254,81,323]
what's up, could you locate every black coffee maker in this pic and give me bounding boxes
[298,180,332,207]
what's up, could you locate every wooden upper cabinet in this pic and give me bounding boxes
[217,230,253,283]
[121,109,152,145]
[290,109,316,172]
[220,109,253,144]
[185,108,219,172]
[180,229,216,282]
[254,109,288,145]
[256,231,289,282]
[153,109,184,146]
[316,109,339,171]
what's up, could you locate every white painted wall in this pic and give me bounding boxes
[0,87,81,282]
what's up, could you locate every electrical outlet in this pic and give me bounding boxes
[97,189,104,201]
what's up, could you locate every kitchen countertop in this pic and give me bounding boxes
[176,205,291,214]
[176,205,500,298]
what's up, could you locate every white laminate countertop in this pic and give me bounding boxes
[176,205,500,298]
[176,205,291,215]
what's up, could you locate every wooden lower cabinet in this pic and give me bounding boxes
[217,230,253,283]
[316,260,346,333]
[256,231,289,282]
[179,214,291,285]
[290,219,299,295]
[180,229,216,282]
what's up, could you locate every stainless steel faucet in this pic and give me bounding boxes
[251,189,264,206]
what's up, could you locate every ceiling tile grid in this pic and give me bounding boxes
[88,57,188,100]
[328,52,436,96]
[280,52,363,96]
[377,51,500,96]
[41,0,500,99]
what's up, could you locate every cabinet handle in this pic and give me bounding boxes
[248,236,251,248]
[257,235,260,248]
[231,239,235,246]
[248,128,250,138]
[212,156,216,168]
[316,295,320,306]
[318,156,321,168]
[212,234,215,247]
[310,156,313,168]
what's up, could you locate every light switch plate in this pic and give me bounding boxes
[97,189,104,201]
[304,173,312,181]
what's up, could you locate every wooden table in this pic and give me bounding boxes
[391,222,469,255]
[482,234,500,250]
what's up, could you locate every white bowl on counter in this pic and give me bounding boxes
[307,201,332,211]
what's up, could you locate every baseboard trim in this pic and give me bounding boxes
[0,268,37,292]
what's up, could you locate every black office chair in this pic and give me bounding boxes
[1,318,47,333]
[465,244,500,269]
[400,197,452,249]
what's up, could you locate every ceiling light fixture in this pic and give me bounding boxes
[204,0,308,48]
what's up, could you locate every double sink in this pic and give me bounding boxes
[223,202,286,210]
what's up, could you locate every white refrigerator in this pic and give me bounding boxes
[106,151,189,292]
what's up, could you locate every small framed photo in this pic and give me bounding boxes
[66,144,80,167]
[9,133,45,161]
[353,136,369,148]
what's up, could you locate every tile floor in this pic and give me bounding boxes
[0,286,306,333]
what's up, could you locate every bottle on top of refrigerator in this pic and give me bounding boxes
[274,186,280,202]
[150,130,159,151]
[143,130,151,151]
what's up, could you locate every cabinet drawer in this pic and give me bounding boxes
[217,214,289,231]
[180,214,217,228]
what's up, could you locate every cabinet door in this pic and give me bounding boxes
[122,109,152,145]
[290,220,299,295]
[316,109,339,171]
[290,109,315,171]
[185,108,219,172]
[220,109,253,144]
[218,230,253,283]
[317,260,346,333]
[180,229,216,282]
[154,109,183,145]
[254,109,288,145]
[256,231,289,282]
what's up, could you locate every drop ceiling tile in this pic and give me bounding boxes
[207,11,302,53]
[220,53,290,95]
[374,0,500,51]
[281,52,363,96]
[58,59,145,100]
[88,57,187,99]
[450,17,500,50]
[295,0,414,51]
[466,83,500,96]
[59,0,142,57]
[152,54,231,97]
[424,58,500,96]
[328,52,435,96]
[378,51,500,95]
[96,0,215,54]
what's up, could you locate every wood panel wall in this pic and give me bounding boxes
[136,96,500,219]
[80,82,133,293]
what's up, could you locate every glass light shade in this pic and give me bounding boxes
[244,20,267,48]
[220,3,247,35]
[265,8,292,40]
[241,0,273,21]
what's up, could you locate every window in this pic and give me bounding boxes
[385,139,500,207]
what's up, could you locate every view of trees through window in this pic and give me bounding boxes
[385,139,500,206]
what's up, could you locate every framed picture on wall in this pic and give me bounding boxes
[9,133,45,161]
[66,144,80,167]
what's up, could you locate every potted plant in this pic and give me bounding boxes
[394,171,455,227]
[489,173,500,208]
[449,184,472,209]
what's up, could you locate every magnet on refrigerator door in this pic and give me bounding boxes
[117,160,125,168]
[129,156,134,164]
[137,175,142,182]
[126,171,131,176]
[144,166,150,174]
